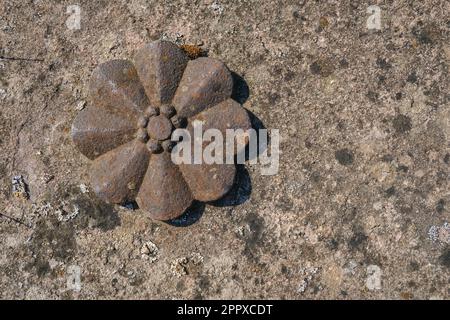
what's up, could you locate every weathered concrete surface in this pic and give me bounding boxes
[0,0,449,299]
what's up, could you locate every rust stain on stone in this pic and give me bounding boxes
[180,44,205,59]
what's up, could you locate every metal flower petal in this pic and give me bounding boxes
[89,140,150,204]
[172,57,233,118]
[89,59,149,122]
[190,98,252,154]
[177,99,250,202]
[72,40,253,221]
[134,40,189,107]
[71,106,136,160]
[180,162,236,202]
[136,152,193,220]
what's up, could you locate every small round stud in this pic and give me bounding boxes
[170,115,186,128]
[145,106,159,117]
[137,115,149,128]
[160,105,176,118]
[161,140,174,152]
[146,139,162,153]
[136,128,149,142]
[147,115,173,141]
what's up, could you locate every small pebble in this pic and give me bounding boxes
[12,175,29,200]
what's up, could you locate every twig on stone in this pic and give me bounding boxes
[0,55,44,62]
[0,212,32,228]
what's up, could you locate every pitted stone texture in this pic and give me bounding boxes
[134,40,189,106]
[147,114,173,141]
[6,0,449,301]
[172,57,233,118]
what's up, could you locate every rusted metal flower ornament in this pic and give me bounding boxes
[72,40,251,220]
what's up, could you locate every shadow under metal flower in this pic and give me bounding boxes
[72,40,252,221]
